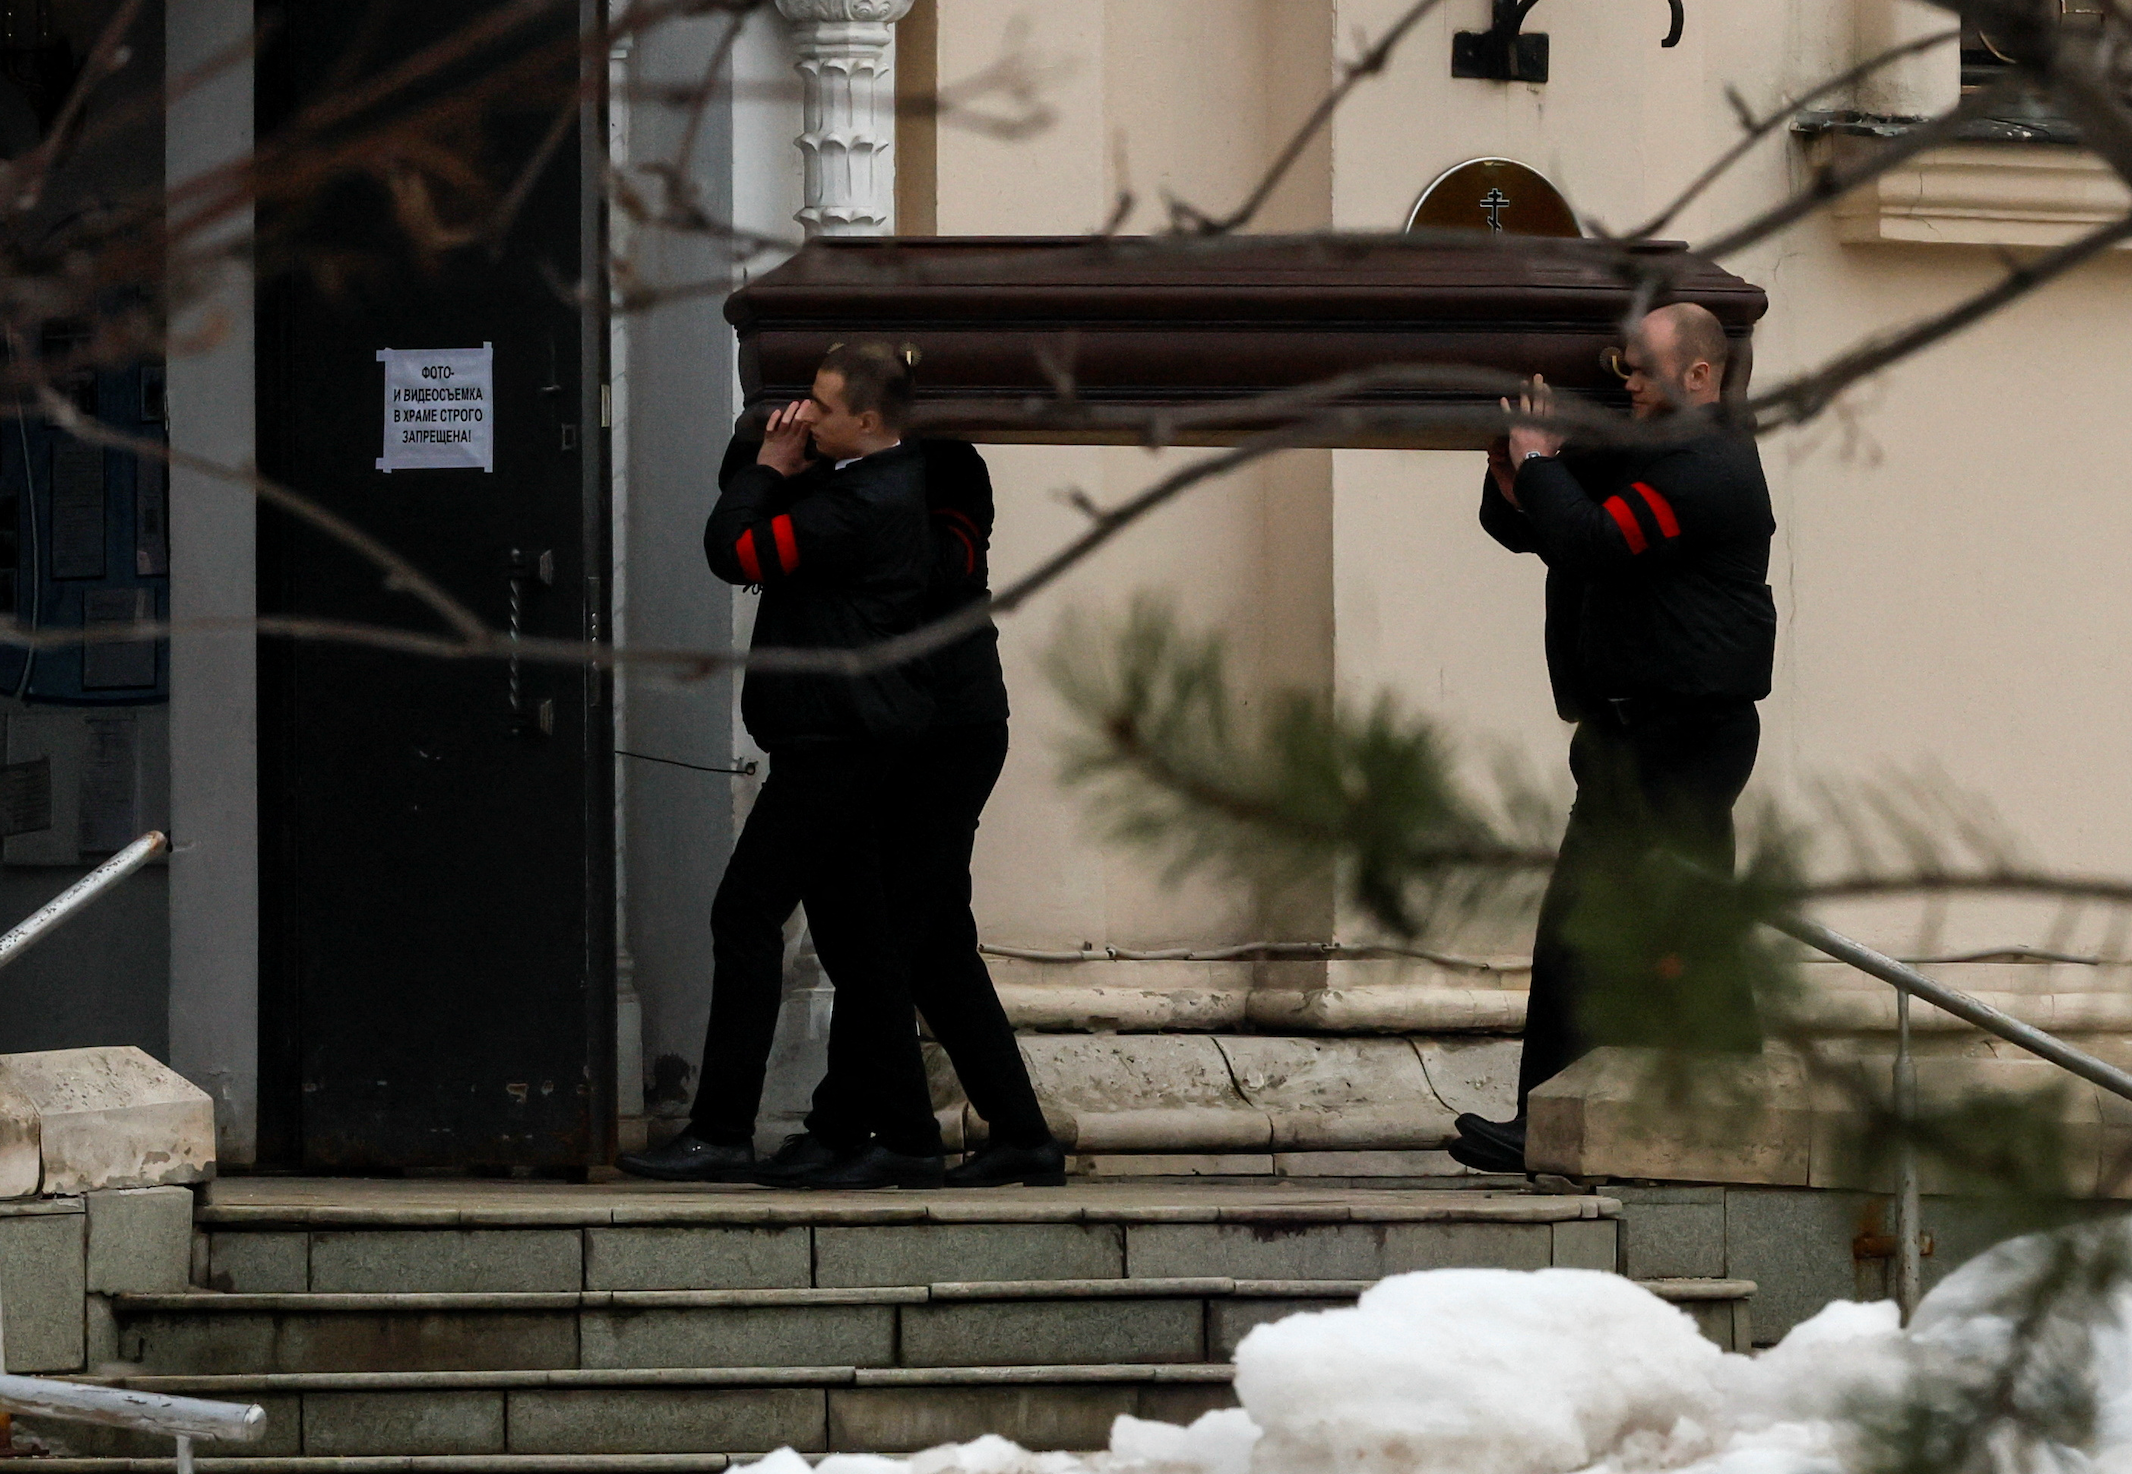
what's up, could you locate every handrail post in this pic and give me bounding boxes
[175,1432,193,1474]
[1893,987,1922,1321]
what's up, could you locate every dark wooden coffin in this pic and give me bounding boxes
[725,235,1768,450]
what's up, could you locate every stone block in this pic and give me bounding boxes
[1081,1154,1275,1177]
[1724,1186,1881,1345]
[0,1204,84,1370]
[308,1229,581,1292]
[1550,1219,1619,1272]
[581,1305,895,1369]
[1811,1057,2102,1196]
[1274,1150,1468,1177]
[117,1304,579,1375]
[276,1310,579,1373]
[1209,1297,1354,1359]
[1677,1297,1753,1353]
[1126,1220,1548,1280]
[0,1067,38,1199]
[508,1388,826,1454]
[1137,1383,1241,1425]
[1246,981,1526,1033]
[1413,1038,1523,1120]
[814,1222,1122,1287]
[1216,1037,1454,1150]
[0,1047,214,1194]
[84,1292,117,1366]
[1528,1047,1810,1185]
[1016,1036,1268,1152]
[86,1186,194,1293]
[992,959,1251,1032]
[1613,1194,1725,1280]
[585,1225,809,1291]
[211,1231,309,1292]
[899,1298,1204,1367]
[300,1391,505,1456]
[1381,1221,1553,1273]
[116,1309,277,1374]
[829,1385,1138,1453]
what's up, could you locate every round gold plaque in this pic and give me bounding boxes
[1404,158,1581,238]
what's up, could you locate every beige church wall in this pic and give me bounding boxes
[924,0,2132,968]
[934,0,1338,953]
[1324,0,2132,955]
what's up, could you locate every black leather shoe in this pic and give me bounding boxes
[1456,1113,1527,1159]
[617,1132,756,1182]
[751,1132,854,1187]
[793,1143,946,1190]
[1447,1131,1526,1175]
[945,1138,1068,1188]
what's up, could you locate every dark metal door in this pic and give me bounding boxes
[256,1,612,1170]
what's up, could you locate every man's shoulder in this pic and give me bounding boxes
[822,444,928,516]
[1636,425,1766,492]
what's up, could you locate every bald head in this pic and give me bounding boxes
[1623,302,1730,419]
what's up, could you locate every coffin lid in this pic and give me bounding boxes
[726,235,1769,451]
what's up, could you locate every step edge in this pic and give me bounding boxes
[70,1364,1237,1394]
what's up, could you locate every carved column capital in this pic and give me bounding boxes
[774,0,913,235]
[774,0,914,24]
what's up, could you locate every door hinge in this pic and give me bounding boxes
[600,383,612,428]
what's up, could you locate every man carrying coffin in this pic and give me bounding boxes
[1451,302,1778,1175]
[620,340,946,1190]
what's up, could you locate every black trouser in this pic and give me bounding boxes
[1516,696,1763,1109]
[688,742,941,1158]
[808,721,1051,1150]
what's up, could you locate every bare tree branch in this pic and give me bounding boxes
[1617,26,1961,241]
[1180,0,1446,236]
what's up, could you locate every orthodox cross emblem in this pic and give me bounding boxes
[1407,159,1580,239]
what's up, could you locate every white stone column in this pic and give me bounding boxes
[774,0,913,235]
[166,0,258,1163]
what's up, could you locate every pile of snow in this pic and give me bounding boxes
[736,1222,2132,1474]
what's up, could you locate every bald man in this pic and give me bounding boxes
[1452,302,1778,1175]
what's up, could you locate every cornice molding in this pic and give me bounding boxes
[1816,136,2132,249]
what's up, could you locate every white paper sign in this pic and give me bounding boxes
[376,344,494,472]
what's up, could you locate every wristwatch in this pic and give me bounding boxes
[1523,450,1548,462]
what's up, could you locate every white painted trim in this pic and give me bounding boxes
[1822,137,2132,249]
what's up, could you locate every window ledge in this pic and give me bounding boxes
[1803,133,2132,249]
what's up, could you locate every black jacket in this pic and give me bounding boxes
[708,439,933,749]
[917,439,1010,729]
[1481,425,1777,719]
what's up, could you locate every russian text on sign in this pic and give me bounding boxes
[375,344,495,472]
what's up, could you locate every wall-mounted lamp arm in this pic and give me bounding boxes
[1453,1,1686,82]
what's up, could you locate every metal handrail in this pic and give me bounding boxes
[0,830,168,974]
[1771,911,2132,1103]
[1769,909,2132,1323]
[0,1373,263,1471]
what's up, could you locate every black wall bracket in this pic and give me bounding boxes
[1452,0,1686,84]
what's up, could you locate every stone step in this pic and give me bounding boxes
[106,1281,1407,1373]
[195,1189,1621,1296]
[108,1272,1754,1376]
[30,1364,1237,1458]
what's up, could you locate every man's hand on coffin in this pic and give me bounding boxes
[757,400,816,477]
[1486,436,1518,503]
[1504,375,1565,467]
